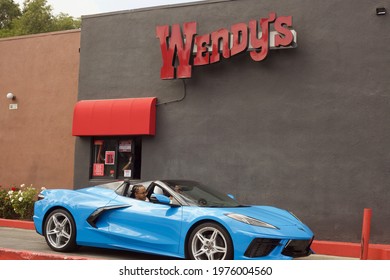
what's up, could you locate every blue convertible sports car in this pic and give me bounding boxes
[33,180,314,260]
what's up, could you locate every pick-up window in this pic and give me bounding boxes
[90,137,142,180]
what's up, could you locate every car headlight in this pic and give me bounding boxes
[225,213,279,229]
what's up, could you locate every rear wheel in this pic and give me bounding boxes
[188,222,233,260]
[44,209,77,252]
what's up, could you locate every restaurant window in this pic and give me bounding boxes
[91,137,142,180]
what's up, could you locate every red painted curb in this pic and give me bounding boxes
[0,218,35,230]
[0,248,92,260]
[312,240,390,260]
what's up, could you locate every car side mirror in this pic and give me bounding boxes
[150,193,171,205]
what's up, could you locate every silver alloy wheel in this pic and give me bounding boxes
[45,212,73,249]
[191,226,228,260]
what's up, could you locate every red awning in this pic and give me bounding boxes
[72,97,157,136]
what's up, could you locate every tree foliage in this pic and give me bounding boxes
[0,0,80,38]
[0,0,21,29]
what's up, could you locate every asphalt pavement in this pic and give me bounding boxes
[0,227,356,260]
[0,227,177,260]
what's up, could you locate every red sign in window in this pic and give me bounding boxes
[93,163,105,176]
[105,151,115,165]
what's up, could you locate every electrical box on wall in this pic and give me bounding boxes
[9,104,18,110]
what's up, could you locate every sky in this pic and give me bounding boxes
[14,0,205,18]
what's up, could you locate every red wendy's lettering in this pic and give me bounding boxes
[156,12,296,80]
[249,12,276,62]
[156,22,196,79]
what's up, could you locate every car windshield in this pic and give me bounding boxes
[163,180,242,207]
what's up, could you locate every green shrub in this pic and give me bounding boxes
[0,184,39,220]
[0,188,18,219]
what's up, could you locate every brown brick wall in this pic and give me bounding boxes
[0,30,80,189]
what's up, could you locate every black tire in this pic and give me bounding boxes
[187,222,233,260]
[44,209,77,252]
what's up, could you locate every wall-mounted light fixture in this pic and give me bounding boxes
[6,92,16,100]
[376,7,387,15]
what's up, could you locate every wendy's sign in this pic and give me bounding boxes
[156,12,296,80]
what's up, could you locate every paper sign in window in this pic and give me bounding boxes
[93,163,105,176]
[105,151,115,165]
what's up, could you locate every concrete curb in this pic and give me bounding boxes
[1,218,389,260]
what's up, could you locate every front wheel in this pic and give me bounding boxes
[44,209,77,252]
[188,222,233,260]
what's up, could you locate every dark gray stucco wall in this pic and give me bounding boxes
[75,0,390,243]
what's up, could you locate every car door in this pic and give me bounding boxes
[106,186,183,256]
